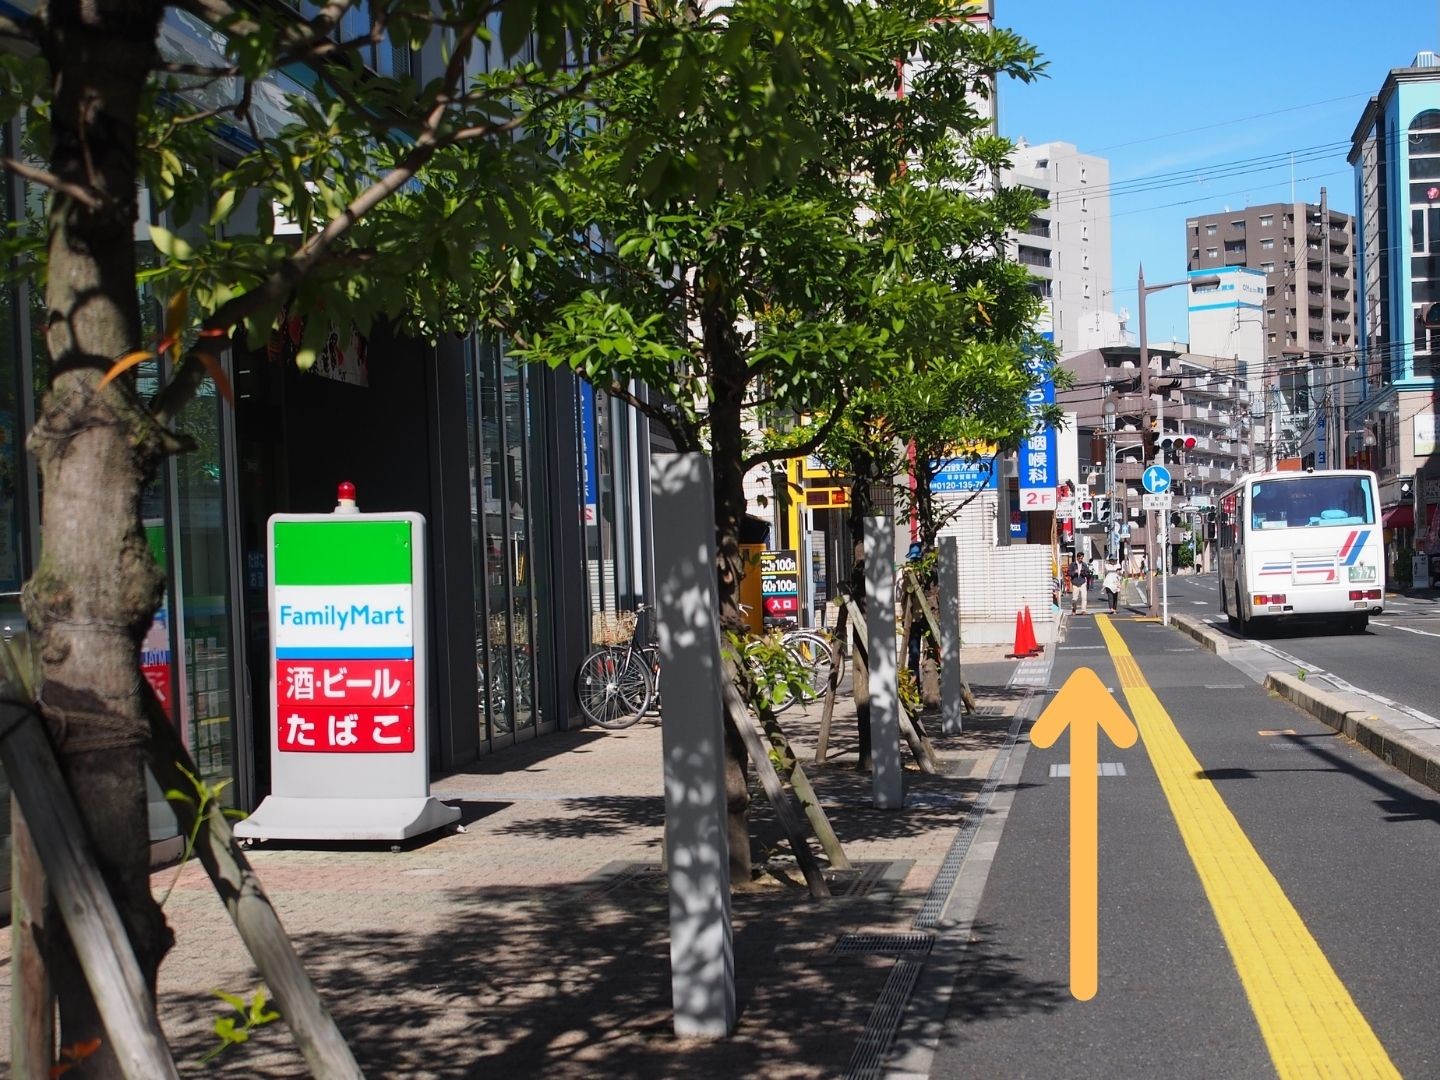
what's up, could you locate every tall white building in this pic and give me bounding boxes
[1003,140,1117,354]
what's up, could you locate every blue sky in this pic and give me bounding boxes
[996,0,1440,343]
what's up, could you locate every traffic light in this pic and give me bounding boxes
[1095,496,1111,524]
[1159,435,1197,463]
[1079,497,1095,525]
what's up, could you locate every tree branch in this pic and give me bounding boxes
[0,156,104,210]
[150,24,643,426]
[744,398,851,470]
[156,61,241,79]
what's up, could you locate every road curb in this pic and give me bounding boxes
[1262,672,1440,795]
[1167,612,1231,655]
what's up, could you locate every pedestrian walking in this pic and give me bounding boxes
[1102,563,1121,613]
[1068,553,1089,615]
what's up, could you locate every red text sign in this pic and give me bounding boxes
[279,706,415,753]
[277,659,414,708]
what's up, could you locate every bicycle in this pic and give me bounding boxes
[574,605,657,729]
[780,626,842,704]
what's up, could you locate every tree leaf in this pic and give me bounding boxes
[98,351,153,389]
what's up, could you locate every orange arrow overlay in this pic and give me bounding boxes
[1029,667,1138,1002]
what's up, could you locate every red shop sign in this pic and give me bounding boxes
[277,659,414,708]
[279,706,415,753]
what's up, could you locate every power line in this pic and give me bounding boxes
[1090,90,1377,153]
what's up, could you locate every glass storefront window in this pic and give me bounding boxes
[465,339,549,747]
[582,381,636,633]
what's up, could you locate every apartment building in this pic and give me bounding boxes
[1003,141,1118,354]
[1057,346,1253,562]
[1350,51,1440,548]
[1185,201,1356,463]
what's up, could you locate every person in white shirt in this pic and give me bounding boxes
[1101,564,1122,613]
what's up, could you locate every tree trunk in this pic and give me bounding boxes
[32,3,173,1070]
[701,280,753,883]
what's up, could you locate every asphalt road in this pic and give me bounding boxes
[1166,569,1440,725]
[929,611,1440,1079]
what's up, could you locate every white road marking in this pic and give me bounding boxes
[1191,600,1210,605]
[1370,620,1440,639]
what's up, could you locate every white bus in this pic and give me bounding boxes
[1216,468,1385,634]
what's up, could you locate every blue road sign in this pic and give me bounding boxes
[1142,465,1172,494]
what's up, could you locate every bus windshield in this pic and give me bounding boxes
[1248,475,1374,530]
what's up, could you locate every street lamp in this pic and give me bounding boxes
[1137,265,1221,615]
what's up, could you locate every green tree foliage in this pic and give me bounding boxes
[461,0,1046,878]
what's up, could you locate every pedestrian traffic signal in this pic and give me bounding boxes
[1079,497,1095,524]
[1095,496,1111,524]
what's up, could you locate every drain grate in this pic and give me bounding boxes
[844,960,924,1079]
[831,932,933,957]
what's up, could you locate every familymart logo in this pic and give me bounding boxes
[273,585,414,657]
[279,601,407,631]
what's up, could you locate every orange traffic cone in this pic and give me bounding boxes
[1007,607,1038,658]
[1022,606,1043,656]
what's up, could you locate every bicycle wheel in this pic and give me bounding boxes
[575,647,652,729]
[784,631,838,702]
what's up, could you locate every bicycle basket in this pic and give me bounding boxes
[591,610,639,646]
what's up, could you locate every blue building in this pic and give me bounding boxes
[1349,51,1440,550]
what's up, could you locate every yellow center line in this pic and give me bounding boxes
[1094,615,1399,1079]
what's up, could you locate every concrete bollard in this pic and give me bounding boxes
[651,452,736,1038]
[865,516,904,810]
[939,535,963,736]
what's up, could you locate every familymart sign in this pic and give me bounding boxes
[236,498,458,842]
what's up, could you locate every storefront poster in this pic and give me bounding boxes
[760,548,800,623]
[579,381,599,525]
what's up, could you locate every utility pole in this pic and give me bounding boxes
[1321,187,1335,468]
[1139,265,1157,612]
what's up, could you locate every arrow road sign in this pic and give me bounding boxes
[1141,465,1172,494]
[1029,665,1139,1002]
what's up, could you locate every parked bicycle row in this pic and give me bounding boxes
[573,604,844,730]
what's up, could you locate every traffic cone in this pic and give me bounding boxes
[1006,609,1029,658]
[1022,606,1043,656]
[1008,606,1040,658]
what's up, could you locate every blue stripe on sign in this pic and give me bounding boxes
[275,647,415,659]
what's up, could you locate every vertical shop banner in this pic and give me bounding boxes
[1316,411,1327,469]
[760,549,800,624]
[141,521,174,721]
[235,507,458,841]
[1018,348,1057,512]
[579,381,600,525]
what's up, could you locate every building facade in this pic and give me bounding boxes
[0,11,654,885]
[1185,200,1356,465]
[1349,52,1440,557]
[1058,346,1252,568]
[1003,141,1118,354]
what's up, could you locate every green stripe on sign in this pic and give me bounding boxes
[273,521,413,585]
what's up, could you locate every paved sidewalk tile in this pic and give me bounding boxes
[0,652,1024,1078]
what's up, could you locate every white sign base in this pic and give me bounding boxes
[235,795,458,842]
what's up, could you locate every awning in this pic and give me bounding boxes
[1383,505,1414,529]
[1382,504,1439,530]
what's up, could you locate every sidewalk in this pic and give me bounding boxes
[1,646,1036,1078]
